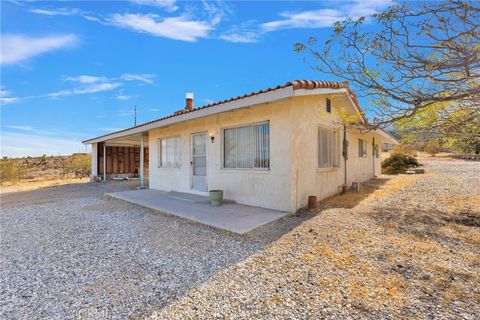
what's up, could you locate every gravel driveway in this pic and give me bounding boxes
[0,181,306,319]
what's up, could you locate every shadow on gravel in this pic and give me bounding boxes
[315,177,391,211]
[370,206,480,228]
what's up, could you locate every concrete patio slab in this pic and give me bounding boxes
[106,189,290,234]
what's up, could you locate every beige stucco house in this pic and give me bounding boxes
[83,80,397,213]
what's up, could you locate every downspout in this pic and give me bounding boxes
[343,125,348,192]
[140,134,145,189]
[372,137,376,177]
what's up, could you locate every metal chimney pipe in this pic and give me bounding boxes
[185,91,194,110]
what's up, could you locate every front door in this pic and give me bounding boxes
[191,133,207,191]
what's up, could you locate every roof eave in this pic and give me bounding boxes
[83,86,295,144]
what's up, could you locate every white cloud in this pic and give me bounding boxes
[108,13,214,42]
[65,75,108,83]
[95,115,106,118]
[0,97,20,104]
[261,9,343,31]
[28,8,82,16]
[1,34,79,65]
[0,132,83,157]
[131,0,178,12]
[5,73,155,104]
[74,82,122,94]
[149,108,160,111]
[261,0,393,32]
[5,125,34,131]
[116,94,131,101]
[120,73,155,84]
[220,31,259,43]
[45,90,72,98]
[45,82,121,98]
[0,88,21,105]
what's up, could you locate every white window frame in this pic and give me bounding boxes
[358,138,368,158]
[221,121,270,171]
[317,124,340,169]
[158,135,181,168]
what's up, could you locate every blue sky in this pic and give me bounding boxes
[1,0,392,157]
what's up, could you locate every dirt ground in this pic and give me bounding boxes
[0,178,90,195]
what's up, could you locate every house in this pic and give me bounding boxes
[83,80,397,213]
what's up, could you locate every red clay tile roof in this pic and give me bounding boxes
[83,80,364,143]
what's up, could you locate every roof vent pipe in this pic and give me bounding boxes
[185,91,194,110]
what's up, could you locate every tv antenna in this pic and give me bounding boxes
[134,105,137,126]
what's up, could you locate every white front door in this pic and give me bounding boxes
[191,133,207,191]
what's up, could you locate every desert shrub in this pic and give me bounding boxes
[0,160,17,183]
[61,154,91,178]
[424,140,441,156]
[0,160,27,183]
[392,144,418,156]
[382,153,419,174]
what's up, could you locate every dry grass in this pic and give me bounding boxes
[319,174,417,210]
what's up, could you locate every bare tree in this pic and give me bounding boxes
[294,0,480,129]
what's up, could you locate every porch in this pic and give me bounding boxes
[106,189,290,234]
[91,132,149,188]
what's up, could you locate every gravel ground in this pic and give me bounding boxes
[153,158,480,319]
[1,159,478,319]
[0,181,309,319]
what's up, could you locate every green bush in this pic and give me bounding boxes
[382,153,419,174]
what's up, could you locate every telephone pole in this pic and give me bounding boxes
[134,105,137,126]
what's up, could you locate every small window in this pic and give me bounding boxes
[159,136,181,167]
[326,98,332,113]
[318,126,339,168]
[223,122,269,169]
[358,139,368,158]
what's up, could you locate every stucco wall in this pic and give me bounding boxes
[146,93,390,213]
[148,99,293,212]
[290,95,386,210]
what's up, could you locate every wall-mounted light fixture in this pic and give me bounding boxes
[209,132,215,143]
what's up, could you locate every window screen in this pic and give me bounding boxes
[159,136,181,167]
[318,126,339,168]
[223,122,269,169]
[358,139,368,158]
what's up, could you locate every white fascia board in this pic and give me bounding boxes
[83,86,294,145]
[345,95,365,124]
[376,129,398,144]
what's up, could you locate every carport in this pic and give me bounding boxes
[86,132,149,188]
